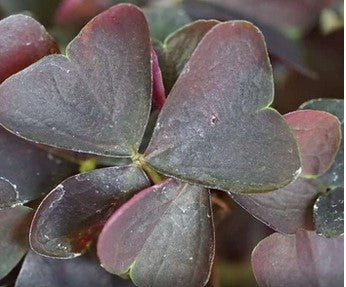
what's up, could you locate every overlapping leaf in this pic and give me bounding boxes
[284,110,341,177]
[300,99,344,188]
[182,0,315,78]
[313,187,344,238]
[230,108,341,233]
[231,178,322,233]
[145,21,301,193]
[55,0,146,28]
[0,14,59,83]
[299,99,344,238]
[151,48,166,109]
[252,230,344,287]
[30,165,149,258]
[15,251,135,287]
[155,19,219,93]
[144,5,191,43]
[98,179,214,287]
[0,4,152,157]
[0,206,33,280]
[187,0,329,32]
[0,127,77,208]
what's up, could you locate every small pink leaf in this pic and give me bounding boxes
[252,230,344,287]
[284,110,341,177]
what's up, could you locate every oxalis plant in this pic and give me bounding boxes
[0,3,343,287]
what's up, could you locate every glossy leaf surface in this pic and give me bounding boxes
[156,20,219,93]
[252,230,344,287]
[231,178,322,234]
[0,206,33,280]
[313,187,344,238]
[98,179,214,287]
[15,251,135,287]
[30,165,149,258]
[300,99,344,188]
[0,14,59,83]
[284,110,341,177]
[146,21,301,193]
[0,4,152,157]
[0,127,77,208]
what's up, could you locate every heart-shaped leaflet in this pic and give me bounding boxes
[145,21,301,193]
[98,179,214,287]
[0,4,152,157]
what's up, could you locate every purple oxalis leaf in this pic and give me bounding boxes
[155,19,219,93]
[151,47,166,109]
[30,165,150,258]
[313,186,344,238]
[15,251,135,287]
[251,230,344,287]
[231,178,323,234]
[145,21,301,193]
[300,99,344,188]
[0,4,152,157]
[189,0,330,32]
[0,206,33,280]
[0,127,78,208]
[0,14,59,84]
[284,110,341,177]
[230,107,341,233]
[97,178,214,287]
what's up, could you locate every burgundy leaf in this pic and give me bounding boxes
[146,21,300,193]
[284,110,341,177]
[30,165,149,258]
[189,0,330,32]
[0,14,58,83]
[98,179,214,287]
[156,19,219,93]
[231,178,322,234]
[0,206,33,280]
[15,251,135,287]
[151,48,165,109]
[252,230,344,287]
[300,99,344,188]
[0,4,152,157]
[0,127,77,208]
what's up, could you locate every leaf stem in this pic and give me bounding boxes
[131,151,165,184]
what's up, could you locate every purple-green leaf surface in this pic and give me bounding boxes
[30,165,149,258]
[98,179,214,287]
[284,110,341,177]
[300,99,344,188]
[0,206,33,280]
[15,251,135,287]
[230,108,341,233]
[0,127,77,208]
[313,187,344,238]
[146,21,301,193]
[231,178,322,233]
[0,14,59,83]
[156,19,219,92]
[0,4,152,157]
[252,230,344,287]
